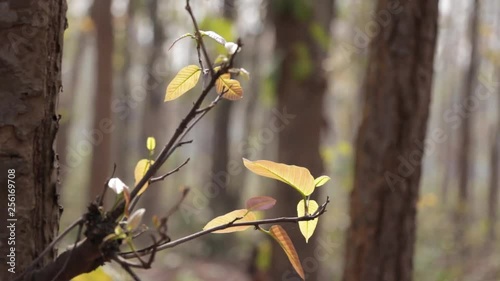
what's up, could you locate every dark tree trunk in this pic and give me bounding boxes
[89,0,114,199]
[487,129,499,241]
[268,1,333,280]
[455,0,479,260]
[487,73,500,242]
[0,0,67,279]
[342,1,439,281]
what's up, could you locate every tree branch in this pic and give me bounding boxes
[121,197,330,259]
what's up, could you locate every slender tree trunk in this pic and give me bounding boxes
[115,0,136,184]
[342,1,439,281]
[0,0,67,279]
[487,129,499,241]
[89,0,114,199]
[139,0,167,219]
[209,0,238,216]
[455,0,479,261]
[268,1,333,280]
[206,0,240,257]
[58,23,89,183]
[487,73,500,242]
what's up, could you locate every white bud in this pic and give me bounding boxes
[225,42,239,55]
[108,177,128,194]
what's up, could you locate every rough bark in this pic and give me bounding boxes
[88,0,113,199]
[268,1,333,280]
[0,0,66,279]
[455,0,479,259]
[342,1,439,281]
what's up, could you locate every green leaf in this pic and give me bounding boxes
[203,209,256,233]
[146,137,156,151]
[314,175,330,187]
[243,158,315,196]
[165,65,201,101]
[269,225,305,280]
[297,199,319,243]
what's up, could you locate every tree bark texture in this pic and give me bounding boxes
[0,0,66,279]
[342,1,438,281]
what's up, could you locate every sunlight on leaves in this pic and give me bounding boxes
[215,73,243,100]
[203,209,256,233]
[297,199,319,243]
[135,159,154,196]
[243,158,315,196]
[269,225,305,280]
[246,196,277,211]
[314,175,330,187]
[165,65,201,101]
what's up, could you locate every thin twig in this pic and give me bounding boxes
[113,256,142,281]
[186,0,213,77]
[150,158,191,183]
[99,164,117,206]
[50,222,84,281]
[121,198,330,259]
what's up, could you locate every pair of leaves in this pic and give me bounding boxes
[243,158,330,242]
[215,73,243,100]
[164,66,243,102]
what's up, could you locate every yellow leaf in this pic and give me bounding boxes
[243,158,315,196]
[203,209,256,233]
[314,175,330,187]
[297,199,319,243]
[135,159,154,196]
[215,73,243,100]
[72,267,113,281]
[269,225,305,280]
[165,65,201,101]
